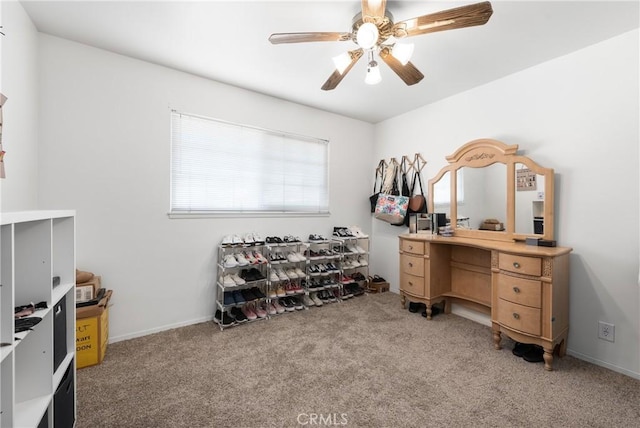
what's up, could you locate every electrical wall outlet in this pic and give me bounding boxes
[598,321,615,342]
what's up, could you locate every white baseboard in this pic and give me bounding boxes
[567,349,640,380]
[109,315,214,344]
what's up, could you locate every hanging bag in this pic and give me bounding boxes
[375,164,409,224]
[400,158,411,197]
[404,158,428,226]
[369,160,385,213]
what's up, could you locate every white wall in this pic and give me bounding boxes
[371,30,639,378]
[0,1,39,211]
[36,35,374,342]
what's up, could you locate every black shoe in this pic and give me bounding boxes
[512,342,536,357]
[241,288,257,301]
[215,310,235,326]
[251,287,266,299]
[522,345,544,363]
[230,307,247,323]
[409,302,425,313]
[420,304,441,318]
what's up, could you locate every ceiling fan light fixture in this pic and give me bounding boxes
[356,22,379,49]
[392,42,414,65]
[365,60,382,85]
[332,52,352,75]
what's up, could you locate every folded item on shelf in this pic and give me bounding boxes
[15,316,43,333]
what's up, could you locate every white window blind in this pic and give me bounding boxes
[170,111,329,215]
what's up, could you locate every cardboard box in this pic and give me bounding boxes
[76,289,112,369]
[368,281,389,293]
[76,276,102,303]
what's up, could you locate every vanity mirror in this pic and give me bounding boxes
[427,139,554,241]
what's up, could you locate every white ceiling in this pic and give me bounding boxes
[20,0,640,123]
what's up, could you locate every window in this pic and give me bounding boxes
[170,111,329,216]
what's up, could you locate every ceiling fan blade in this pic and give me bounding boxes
[321,49,364,91]
[393,1,493,38]
[361,0,387,24]
[269,32,352,44]
[379,47,424,86]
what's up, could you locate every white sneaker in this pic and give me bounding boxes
[222,275,235,286]
[286,268,298,279]
[270,271,279,281]
[231,235,243,245]
[295,252,306,261]
[295,267,306,277]
[276,268,289,281]
[253,251,268,264]
[244,251,257,264]
[346,245,359,254]
[355,245,366,254]
[223,255,239,268]
[235,253,250,266]
[302,294,315,307]
[221,235,233,246]
[358,257,368,266]
[310,292,323,306]
[287,252,300,262]
[349,226,368,238]
[232,273,246,285]
[350,259,361,267]
[244,233,255,245]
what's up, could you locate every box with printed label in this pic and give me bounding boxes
[76,276,102,303]
[76,289,112,369]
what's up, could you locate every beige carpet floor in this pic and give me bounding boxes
[76,292,639,428]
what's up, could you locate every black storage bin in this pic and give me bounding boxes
[533,216,544,234]
[54,359,75,428]
[38,408,49,428]
[53,296,67,373]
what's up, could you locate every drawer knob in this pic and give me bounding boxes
[513,262,521,269]
[512,313,520,320]
[408,245,413,250]
[408,262,413,267]
[513,286,520,293]
[408,281,413,286]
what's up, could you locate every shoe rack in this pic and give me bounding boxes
[1,211,77,427]
[215,243,269,330]
[305,237,342,304]
[265,238,307,314]
[333,235,369,298]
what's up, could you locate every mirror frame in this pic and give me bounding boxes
[427,139,555,242]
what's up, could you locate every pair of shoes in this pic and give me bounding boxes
[333,227,354,237]
[280,296,304,311]
[371,275,386,282]
[308,234,327,241]
[309,292,323,306]
[240,268,265,282]
[513,342,545,362]
[229,307,247,323]
[343,283,364,296]
[214,309,236,327]
[408,302,426,313]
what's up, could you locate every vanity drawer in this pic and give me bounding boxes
[400,273,425,297]
[497,299,541,336]
[401,254,424,277]
[497,274,542,308]
[401,239,425,255]
[499,253,541,276]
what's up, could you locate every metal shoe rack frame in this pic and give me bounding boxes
[215,235,369,330]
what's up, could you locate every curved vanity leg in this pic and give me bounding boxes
[400,293,406,309]
[424,305,433,320]
[543,348,554,371]
[492,328,502,350]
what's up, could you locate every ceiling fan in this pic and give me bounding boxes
[269,0,493,90]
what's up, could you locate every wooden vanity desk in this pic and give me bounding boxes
[399,139,573,371]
